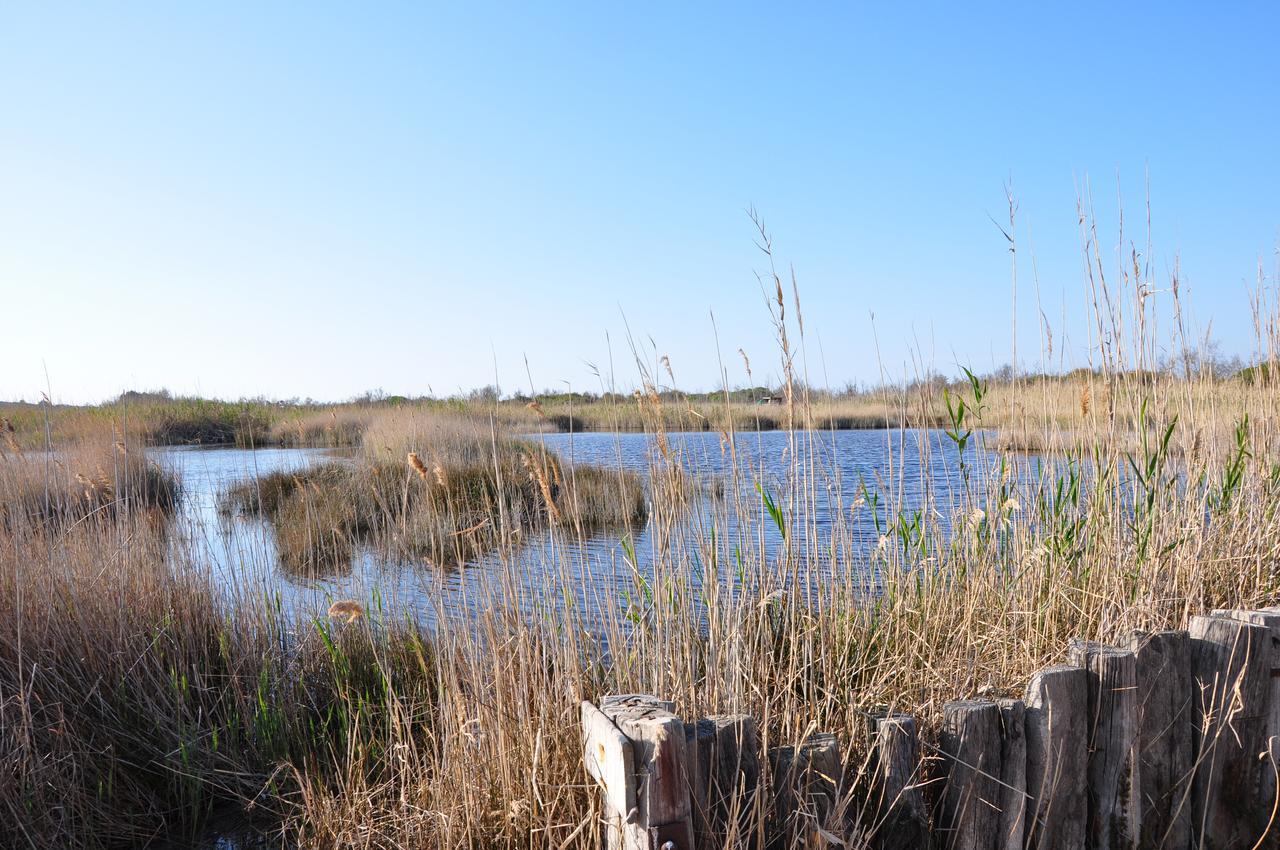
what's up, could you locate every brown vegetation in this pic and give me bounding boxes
[220,414,647,573]
[2,203,1279,847]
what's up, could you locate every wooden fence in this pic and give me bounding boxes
[581,608,1280,850]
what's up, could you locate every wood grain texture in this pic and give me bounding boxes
[997,699,1027,850]
[1190,614,1273,850]
[583,700,639,850]
[601,695,695,850]
[1211,606,1280,849]
[1128,629,1193,850]
[768,732,841,848]
[1024,664,1088,850]
[870,712,930,850]
[939,700,1002,850]
[1066,639,1140,850]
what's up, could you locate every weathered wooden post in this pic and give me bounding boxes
[1128,629,1192,850]
[583,695,694,850]
[868,711,930,850]
[996,699,1027,850]
[583,699,639,850]
[769,732,842,847]
[1190,614,1275,850]
[686,714,760,848]
[1212,605,1280,840]
[686,719,715,842]
[1066,639,1140,850]
[1024,664,1088,850]
[939,700,1002,850]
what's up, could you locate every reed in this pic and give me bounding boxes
[220,415,647,572]
[1,196,1278,848]
[0,438,180,530]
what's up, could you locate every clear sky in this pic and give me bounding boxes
[2,3,1277,403]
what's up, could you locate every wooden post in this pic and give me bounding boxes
[996,699,1027,850]
[583,700,639,850]
[685,719,715,843]
[686,714,760,848]
[1066,639,1140,850]
[939,700,1002,850]
[1128,629,1192,850]
[1212,605,1280,841]
[583,695,694,850]
[768,732,841,846]
[1190,614,1273,850]
[1024,664,1088,850]
[604,693,678,714]
[706,714,760,847]
[869,712,930,850]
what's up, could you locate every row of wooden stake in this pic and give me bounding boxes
[581,609,1280,850]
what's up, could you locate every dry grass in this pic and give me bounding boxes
[5,377,1280,847]
[0,438,179,530]
[221,414,647,573]
[2,201,1280,847]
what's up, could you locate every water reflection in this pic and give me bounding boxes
[153,430,987,625]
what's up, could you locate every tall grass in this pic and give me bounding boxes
[221,413,647,573]
[0,438,179,530]
[14,373,1264,449]
[1,199,1279,848]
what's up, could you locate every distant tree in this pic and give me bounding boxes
[116,389,173,404]
[1161,339,1244,380]
[466,384,501,404]
[984,363,1017,384]
[1237,362,1276,386]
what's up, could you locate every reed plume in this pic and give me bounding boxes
[327,599,365,623]
[407,451,430,481]
[523,452,562,524]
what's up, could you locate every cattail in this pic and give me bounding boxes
[2,420,19,455]
[327,599,364,623]
[407,452,430,481]
[524,453,562,524]
[1080,385,1092,417]
[75,472,95,499]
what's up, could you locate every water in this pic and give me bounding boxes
[153,429,987,625]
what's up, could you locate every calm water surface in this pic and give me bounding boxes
[152,430,988,625]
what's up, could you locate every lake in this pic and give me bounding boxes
[154,429,990,626]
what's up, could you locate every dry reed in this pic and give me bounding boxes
[1,198,1278,848]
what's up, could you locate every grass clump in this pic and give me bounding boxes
[0,440,180,531]
[6,198,1280,848]
[222,417,648,571]
[0,512,445,848]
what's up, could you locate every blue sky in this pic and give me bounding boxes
[2,3,1277,403]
